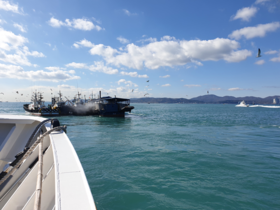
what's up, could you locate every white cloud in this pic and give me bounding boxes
[270,54,280,62]
[0,27,27,51]
[117,36,129,44]
[123,9,137,16]
[137,37,157,43]
[0,0,22,14]
[138,74,149,78]
[45,66,65,71]
[255,0,270,4]
[209,88,221,91]
[0,28,44,66]
[161,36,176,41]
[162,84,171,87]
[265,50,278,54]
[73,39,95,48]
[120,71,149,78]
[73,37,252,70]
[184,84,201,87]
[65,62,88,69]
[0,63,79,82]
[232,6,258,22]
[255,59,265,65]
[13,23,26,32]
[228,87,243,91]
[0,19,6,24]
[65,61,118,74]
[89,61,118,74]
[117,79,138,87]
[160,75,170,78]
[48,17,103,31]
[229,22,280,40]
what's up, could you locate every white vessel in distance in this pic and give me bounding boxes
[0,115,96,210]
[236,100,249,107]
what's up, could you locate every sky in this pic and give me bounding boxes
[0,0,280,102]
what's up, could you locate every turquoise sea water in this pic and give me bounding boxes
[1,102,280,209]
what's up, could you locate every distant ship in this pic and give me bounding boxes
[23,91,134,117]
[236,101,249,107]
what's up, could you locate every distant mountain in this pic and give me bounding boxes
[131,95,280,104]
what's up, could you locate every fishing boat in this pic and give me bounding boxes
[236,100,249,107]
[24,91,134,117]
[23,91,59,116]
[0,115,96,209]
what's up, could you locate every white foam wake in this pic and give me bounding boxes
[249,105,280,108]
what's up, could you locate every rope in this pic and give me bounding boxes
[0,125,67,186]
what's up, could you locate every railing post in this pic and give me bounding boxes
[34,135,43,210]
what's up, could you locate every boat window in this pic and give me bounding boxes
[0,124,16,151]
[117,100,129,105]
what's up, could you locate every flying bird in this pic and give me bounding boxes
[144,93,149,96]
[16,91,18,94]
[21,94,23,96]
[50,88,52,91]
[147,80,149,82]
[256,48,261,58]
[0,93,3,95]
[207,91,209,94]
[132,89,134,92]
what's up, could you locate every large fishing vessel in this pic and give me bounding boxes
[24,91,134,117]
[0,115,96,209]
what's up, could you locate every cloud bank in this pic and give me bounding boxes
[73,37,252,70]
[0,63,79,82]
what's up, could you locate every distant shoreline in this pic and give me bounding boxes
[131,94,280,105]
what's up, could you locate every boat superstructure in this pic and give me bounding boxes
[0,115,96,209]
[236,100,249,107]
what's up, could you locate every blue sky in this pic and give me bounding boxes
[0,0,280,102]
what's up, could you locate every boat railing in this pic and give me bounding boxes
[0,125,66,210]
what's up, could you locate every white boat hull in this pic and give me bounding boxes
[0,115,96,210]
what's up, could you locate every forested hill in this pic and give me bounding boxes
[131,94,280,104]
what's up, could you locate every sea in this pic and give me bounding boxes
[1,102,280,210]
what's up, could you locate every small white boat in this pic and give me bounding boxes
[236,100,249,107]
[0,115,96,210]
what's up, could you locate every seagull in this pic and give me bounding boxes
[0,93,3,95]
[144,93,149,96]
[50,88,52,91]
[16,91,19,94]
[132,89,134,92]
[147,80,149,82]
[256,48,261,58]
[207,91,209,94]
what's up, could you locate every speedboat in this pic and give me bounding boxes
[0,115,96,210]
[236,100,249,107]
